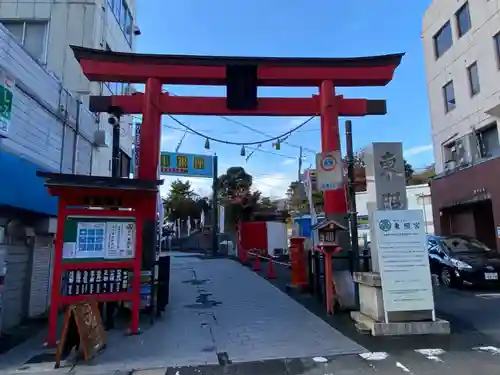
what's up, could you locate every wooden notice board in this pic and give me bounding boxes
[55,299,107,368]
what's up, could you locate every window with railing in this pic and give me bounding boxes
[442,124,500,173]
[107,0,134,47]
[476,123,500,158]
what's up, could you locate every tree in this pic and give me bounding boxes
[216,167,262,229]
[342,149,415,191]
[404,160,415,182]
[217,167,253,200]
[163,180,209,222]
[408,163,435,185]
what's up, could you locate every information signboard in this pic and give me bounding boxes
[62,217,136,260]
[0,74,14,138]
[373,209,434,316]
[61,268,130,296]
[315,151,342,191]
[159,151,213,178]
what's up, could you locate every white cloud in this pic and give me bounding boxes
[404,144,433,157]
[281,158,296,165]
[160,132,185,150]
[252,173,292,198]
[287,117,311,129]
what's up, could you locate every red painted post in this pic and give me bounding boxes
[138,78,162,181]
[289,237,308,288]
[323,250,334,315]
[131,78,161,334]
[319,81,348,216]
[129,200,146,335]
[47,198,67,348]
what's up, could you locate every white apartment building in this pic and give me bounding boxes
[422,0,500,250]
[0,0,138,177]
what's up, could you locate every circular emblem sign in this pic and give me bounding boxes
[379,219,392,232]
[320,153,338,172]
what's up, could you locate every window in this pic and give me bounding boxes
[125,9,133,45]
[443,81,456,112]
[456,2,471,38]
[494,32,500,69]
[467,62,480,96]
[443,141,458,164]
[1,20,47,61]
[476,124,500,158]
[108,0,133,47]
[433,21,453,59]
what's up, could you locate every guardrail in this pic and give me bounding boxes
[246,250,291,280]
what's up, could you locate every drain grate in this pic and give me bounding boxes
[24,352,58,364]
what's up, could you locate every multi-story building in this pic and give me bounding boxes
[0,0,138,332]
[422,0,500,249]
[0,0,138,177]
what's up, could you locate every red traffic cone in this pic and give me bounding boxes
[252,254,261,271]
[267,260,276,280]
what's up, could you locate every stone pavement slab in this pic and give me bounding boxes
[74,254,365,373]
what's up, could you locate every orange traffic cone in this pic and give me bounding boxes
[267,260,276,280]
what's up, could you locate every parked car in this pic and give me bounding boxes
[427,234,500,288]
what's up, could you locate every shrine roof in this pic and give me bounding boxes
[71,46,404,68]
[36,172,163,192]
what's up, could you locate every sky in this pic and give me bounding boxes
[135,0,434,199]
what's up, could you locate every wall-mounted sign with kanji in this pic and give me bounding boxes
[0,73,14,138]
[61,268,130,296]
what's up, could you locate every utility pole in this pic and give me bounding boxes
[298,146,303,181]
[110,111,123,178]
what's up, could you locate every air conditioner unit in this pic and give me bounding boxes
[444,160,457,172]
[455,137,471,167]
[94,129,111,148]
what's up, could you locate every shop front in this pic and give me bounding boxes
[430,157,500,251]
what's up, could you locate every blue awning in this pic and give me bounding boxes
[0,150,57,216]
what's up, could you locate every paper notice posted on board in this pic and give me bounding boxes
[105,222,135,259]
[63,242,76,259]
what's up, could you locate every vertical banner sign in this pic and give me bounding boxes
[133,123,141,176]
[0,73,14,138]
[315,151,342,191]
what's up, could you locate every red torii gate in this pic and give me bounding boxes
[72,46,403,242]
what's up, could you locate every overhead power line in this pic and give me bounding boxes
[166,114,316,146]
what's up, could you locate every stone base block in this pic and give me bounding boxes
[350,311,450,336]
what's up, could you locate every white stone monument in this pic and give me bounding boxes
[351,142,449,336]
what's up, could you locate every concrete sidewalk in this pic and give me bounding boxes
[0,253,365,374]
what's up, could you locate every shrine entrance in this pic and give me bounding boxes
[61,47,403,349]
[72,46,403,241]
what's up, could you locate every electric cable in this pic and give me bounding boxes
[166,113,316,146]
[164,89,317,153]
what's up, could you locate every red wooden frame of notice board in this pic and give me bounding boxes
[37,172,162,348]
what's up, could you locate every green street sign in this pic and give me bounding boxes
[0,80,13,137]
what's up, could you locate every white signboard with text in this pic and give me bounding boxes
[315,151,342,191]
[374,209,434,315]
